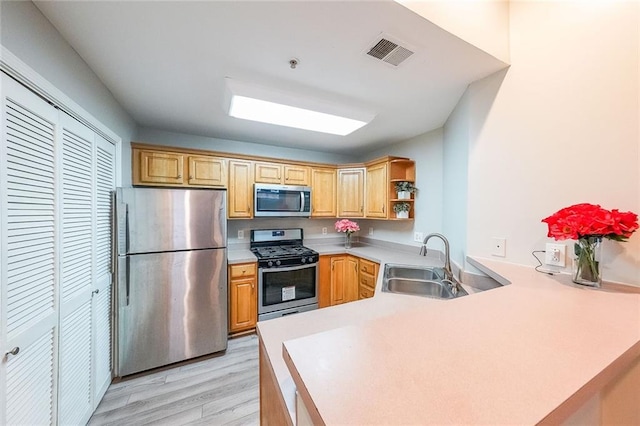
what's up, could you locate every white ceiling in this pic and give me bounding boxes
[35,0,507,155]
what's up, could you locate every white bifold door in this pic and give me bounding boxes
[0,73,116,425]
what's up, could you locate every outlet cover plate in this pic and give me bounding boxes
[238,230,244,239]
[322,227,327,235]
[369,227,374,236]
[414,232,423,242]
[545,243,566,267]
[492,237,506,257]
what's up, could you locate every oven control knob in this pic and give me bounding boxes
[301,258,306,263]
[308,256,315,263]
[267,261,273,267]
[276,260,281,266]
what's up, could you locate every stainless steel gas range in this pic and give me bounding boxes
[250,228,319,321]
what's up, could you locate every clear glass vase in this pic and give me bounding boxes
[344,233,352,249]
[573,236,602,287]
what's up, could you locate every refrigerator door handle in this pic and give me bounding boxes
[125,203,130,253]
[125,256,130,306]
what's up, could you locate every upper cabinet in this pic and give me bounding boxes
[388,159,416,220]
[188,155,226,186]
[254,162,310,186]
[131,144,415,221]
[310,168,336,217]
[228,160,253,218]
[337,168,365,218]
[365,161,388,218]
[133,148,226,188]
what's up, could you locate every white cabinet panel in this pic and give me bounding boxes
[1,74,117,425]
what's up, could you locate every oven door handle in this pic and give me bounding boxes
[260,263,317,273]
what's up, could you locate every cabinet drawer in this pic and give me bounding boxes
[360,273,376,289]
[359,259,378,275]
[230,263,256,278]
[359,285,375,300]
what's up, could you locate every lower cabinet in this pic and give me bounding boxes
[229,263,257,334]
[319,255,378,308]
[358,258,378,300]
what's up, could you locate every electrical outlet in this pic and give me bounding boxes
[237,230,244,239]
[414,232,423,242]
[492,237,506,257]
[369,227,374,236]
[322,227,327,235]
[545,243,566,267]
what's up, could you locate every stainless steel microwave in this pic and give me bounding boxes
[254,184,311,217]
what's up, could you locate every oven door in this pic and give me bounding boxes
[258,263,318,316]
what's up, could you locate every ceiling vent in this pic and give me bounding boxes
[365,34,415,67]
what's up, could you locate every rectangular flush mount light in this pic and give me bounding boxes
[224,78,374,136]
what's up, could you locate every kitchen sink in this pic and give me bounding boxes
[382,264,468,300]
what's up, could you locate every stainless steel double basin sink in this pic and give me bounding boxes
[382,264,468,300]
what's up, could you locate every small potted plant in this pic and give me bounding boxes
[393,202,411,219]
[394,181,417,200]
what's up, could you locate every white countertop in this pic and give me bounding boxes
[255,244,640,424]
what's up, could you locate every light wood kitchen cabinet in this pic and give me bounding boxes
[337,168,364,217]
[310,167,336,217]
[137,149,185,185]
[284,165,310,185]
[134,148,227,188]
[365,162,388,218]
[358,258,379,300]
[255,161,310,185]
[329,255,358,306]
[254,162,282,184]
[229,263,257,334]
[228,160,253,218]
[187,155,226,186]
[388,158,416,220]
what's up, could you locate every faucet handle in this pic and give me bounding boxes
[419,245,426,256]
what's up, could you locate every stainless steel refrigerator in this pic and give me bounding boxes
[114,187,227,377]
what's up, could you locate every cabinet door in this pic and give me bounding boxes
[229,277,257,333]
[284,165,310,186]
[337,168,364,217]
[345,257,359,303]
[330,257,346,305]
[318,255,332,308]
[228,160,253,218]
[366,162,388,218]
[188,155,226,187]
[138,150,185,185]
[254,162,282,184]
[1,75,59,426]
[311,168,337,217]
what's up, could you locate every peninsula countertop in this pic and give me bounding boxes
[254,243,640,424]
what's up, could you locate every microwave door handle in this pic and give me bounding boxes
[300,191,305,212]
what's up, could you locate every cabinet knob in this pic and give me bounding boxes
[189,175,194,180]
[177,174,182,179]
[5,347,19,357]
[382,205,385,213]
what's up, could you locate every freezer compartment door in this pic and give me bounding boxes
[115,187,226,254]
[116,249,227,376]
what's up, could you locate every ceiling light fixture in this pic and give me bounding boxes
[224,78,374,136]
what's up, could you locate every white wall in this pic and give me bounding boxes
[0,1,136,150]
[397,0,510,64]
[462,1,639,285]
[360,128,444,250]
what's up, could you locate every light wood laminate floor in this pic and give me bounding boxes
[90,334,259,426]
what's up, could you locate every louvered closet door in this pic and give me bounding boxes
[92,135,115,402]
[0,74,59,425]
[58,113,94,426]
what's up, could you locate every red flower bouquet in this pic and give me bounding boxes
[542,203,638,286]
[542,203,638,242]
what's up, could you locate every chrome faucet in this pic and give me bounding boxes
[419,233,454,283]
